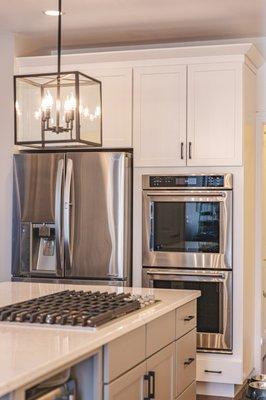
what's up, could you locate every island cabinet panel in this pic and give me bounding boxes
[103,326,146,383]
[187,62,242,166]
[146,343,175,400]
[176,382,196,400]
[146,310,175,357]
[103,361,146,400]
[133,65,187,167]
[176,300,197,339]
[176,328,197,397]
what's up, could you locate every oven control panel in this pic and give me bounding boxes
[149,175,226,188]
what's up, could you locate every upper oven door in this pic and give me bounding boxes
[142,190,232,269]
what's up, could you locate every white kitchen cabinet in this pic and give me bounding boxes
[82,67,132,148]
[187,62,242,166]
[133,65,187,167]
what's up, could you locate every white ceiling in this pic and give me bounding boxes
[1,0,266,55]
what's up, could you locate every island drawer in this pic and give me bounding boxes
[103,326,146,383]
[176,382,196,400]
[176,300,197,339]
[176,328,196,397]
[146,310,175,357]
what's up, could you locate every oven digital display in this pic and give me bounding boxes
[149,175,224,187]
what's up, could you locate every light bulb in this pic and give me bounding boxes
[64,93,76,112]
[95,106,101,117]
[41,91,53,111]
[34,108,42,120]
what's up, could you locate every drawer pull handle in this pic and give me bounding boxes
[184,315,195,322]
[144,371,155,399]
[204,370,222,374]
[184,357,195,366]
[181,142,184,160]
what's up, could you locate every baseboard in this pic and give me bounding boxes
[197,382,247,399]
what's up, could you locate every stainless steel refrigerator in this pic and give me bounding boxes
[12,151,132,286]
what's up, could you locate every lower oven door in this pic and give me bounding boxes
[143,268,233,353]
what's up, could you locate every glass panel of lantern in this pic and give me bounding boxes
[14,72,102,147]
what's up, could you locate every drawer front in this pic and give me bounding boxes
[146,310,175,357]
[176,382,196,400]
[176,328,196,396]
[176,300,197,339]
[104,326,146,383]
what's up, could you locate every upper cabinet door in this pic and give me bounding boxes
[187,63,242,166]
[80,67,133,148]
[133,65,187,167]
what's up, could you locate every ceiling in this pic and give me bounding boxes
[1,0,266,55]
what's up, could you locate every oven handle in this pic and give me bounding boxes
[144,190,227,197]
[145,270,226,279]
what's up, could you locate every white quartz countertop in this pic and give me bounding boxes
[0,282,200,397]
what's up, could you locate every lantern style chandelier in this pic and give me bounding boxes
[14,0,102,148]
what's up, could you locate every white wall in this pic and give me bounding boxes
[0,34,14,281]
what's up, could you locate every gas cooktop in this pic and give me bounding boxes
[0,290,157,328]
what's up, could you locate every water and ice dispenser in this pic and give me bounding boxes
[20,223,57,275]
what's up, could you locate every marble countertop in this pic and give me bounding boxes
[0,282,200,397]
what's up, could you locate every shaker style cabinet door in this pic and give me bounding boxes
[133,65,187,167]
[146,343,175,400]
[104,361,146,400]
[187,62,242,166]
[78,67,133,148]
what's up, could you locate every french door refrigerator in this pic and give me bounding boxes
[12,151,132,286]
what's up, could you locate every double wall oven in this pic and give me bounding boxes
[142,174,233,353]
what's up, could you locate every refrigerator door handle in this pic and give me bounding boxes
[64,158,74,273]
[55,159,64,275]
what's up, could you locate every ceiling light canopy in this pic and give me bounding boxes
[14,0,102,148]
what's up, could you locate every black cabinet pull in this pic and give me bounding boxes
[149,371,155,399]
[188,141,192,159]
[204,369,222,374]
[144,373,150,400]
[184,315,195,322]
[181,142,184,159]
[184,357,195,366]
[144,371,155,399]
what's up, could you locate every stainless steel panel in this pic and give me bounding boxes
[12,276,128,286]
[142,173,233,190]
[142,268,233,353]
[12,153,64,276]
[64,152,132,280]
[142,190,232,270]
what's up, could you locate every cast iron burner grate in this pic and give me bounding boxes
[0,290,148,327]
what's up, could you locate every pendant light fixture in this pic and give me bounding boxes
[14,0,102,148]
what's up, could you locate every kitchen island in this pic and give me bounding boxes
[0,282,200,400]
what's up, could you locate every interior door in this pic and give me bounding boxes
[64,152,129,280]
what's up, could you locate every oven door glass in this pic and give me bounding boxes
[154,279,222,333]
[153,201,220,253]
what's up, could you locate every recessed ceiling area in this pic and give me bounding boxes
[1,0,265,56]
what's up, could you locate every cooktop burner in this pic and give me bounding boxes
[0,290,156,328]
